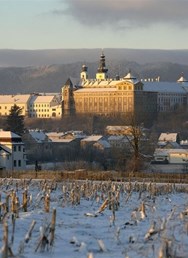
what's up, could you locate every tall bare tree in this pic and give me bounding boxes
[125,114,144,172]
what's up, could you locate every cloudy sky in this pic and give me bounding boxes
[1,0,188,50]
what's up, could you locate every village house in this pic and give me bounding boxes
[152,132,186,164]
[0,130,26,170]
[22,129,52,162]
[46,131,80,162]
[153,148,188,164]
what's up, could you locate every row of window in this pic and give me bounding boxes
[30,104,50,107]
[30,109,50,112]
[30,114,50,118]
[159,97,184,103]
[13,146,25,152]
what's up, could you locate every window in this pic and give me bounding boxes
[18,160,21,167]
[14,160,17,167]
[18,146,21,151]
[14,146,16,152]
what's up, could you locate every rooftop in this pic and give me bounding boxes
[0,94,31,104]
[0,131,21,139]
[144,82,187,93]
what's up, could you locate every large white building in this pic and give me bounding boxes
[144,74,188,112]
[0,131,26,170]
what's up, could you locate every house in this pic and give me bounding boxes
[157,133,181,149]
[46,132,79,162]
[107,135,131,149]
[22,129,52,162]
[0,131,26,170]
[80,135,104,149]
[153,148,188,164]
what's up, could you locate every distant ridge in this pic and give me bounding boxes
[0,60,188,94]
[0,48,188,67]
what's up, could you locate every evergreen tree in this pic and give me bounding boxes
[5,104,25,135]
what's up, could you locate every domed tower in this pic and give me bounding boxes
[96,51,108,80]
[80,64,88,81]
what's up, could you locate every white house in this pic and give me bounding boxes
[0,131,26,170]
[153,148,188,164]
[29,94,62,118]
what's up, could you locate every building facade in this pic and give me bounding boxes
[0,93,62,118]
[0,94,31,116]
[29,94,62,118]
[0,131,26,170]
[144,74,188,112]
[62,53,158,123]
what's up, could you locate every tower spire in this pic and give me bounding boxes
[96,50,108,80]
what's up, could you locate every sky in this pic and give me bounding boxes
[1,0,188,50]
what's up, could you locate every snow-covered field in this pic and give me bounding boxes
[1,179,188,258]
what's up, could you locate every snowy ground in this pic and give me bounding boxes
[1,179,188,258]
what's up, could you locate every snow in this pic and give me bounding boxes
[1,179,188,258]
[29,130,47,143]
[0,131,21,139]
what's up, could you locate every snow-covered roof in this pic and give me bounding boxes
[0,145,11,154]
[29,130,47,143]
[144,82,186,93]
[46,132,65,138]
[75,88,116,93]
[82,79,118,87]
[108,135,125,141]
[0,94,31,104]
[0,131,21,139]
[65,131,87,138]
[48,138,74,143]
[93,139,111,149]
[158,133,178,142]
[81,135,103,142]
[106,125,130,130]
[30,95,55,104]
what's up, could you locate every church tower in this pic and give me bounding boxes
[80,64,88,82]
[96,51,108,80]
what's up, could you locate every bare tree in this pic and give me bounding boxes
[124,114,144,172]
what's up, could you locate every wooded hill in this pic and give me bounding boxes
[0,60,188,94]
